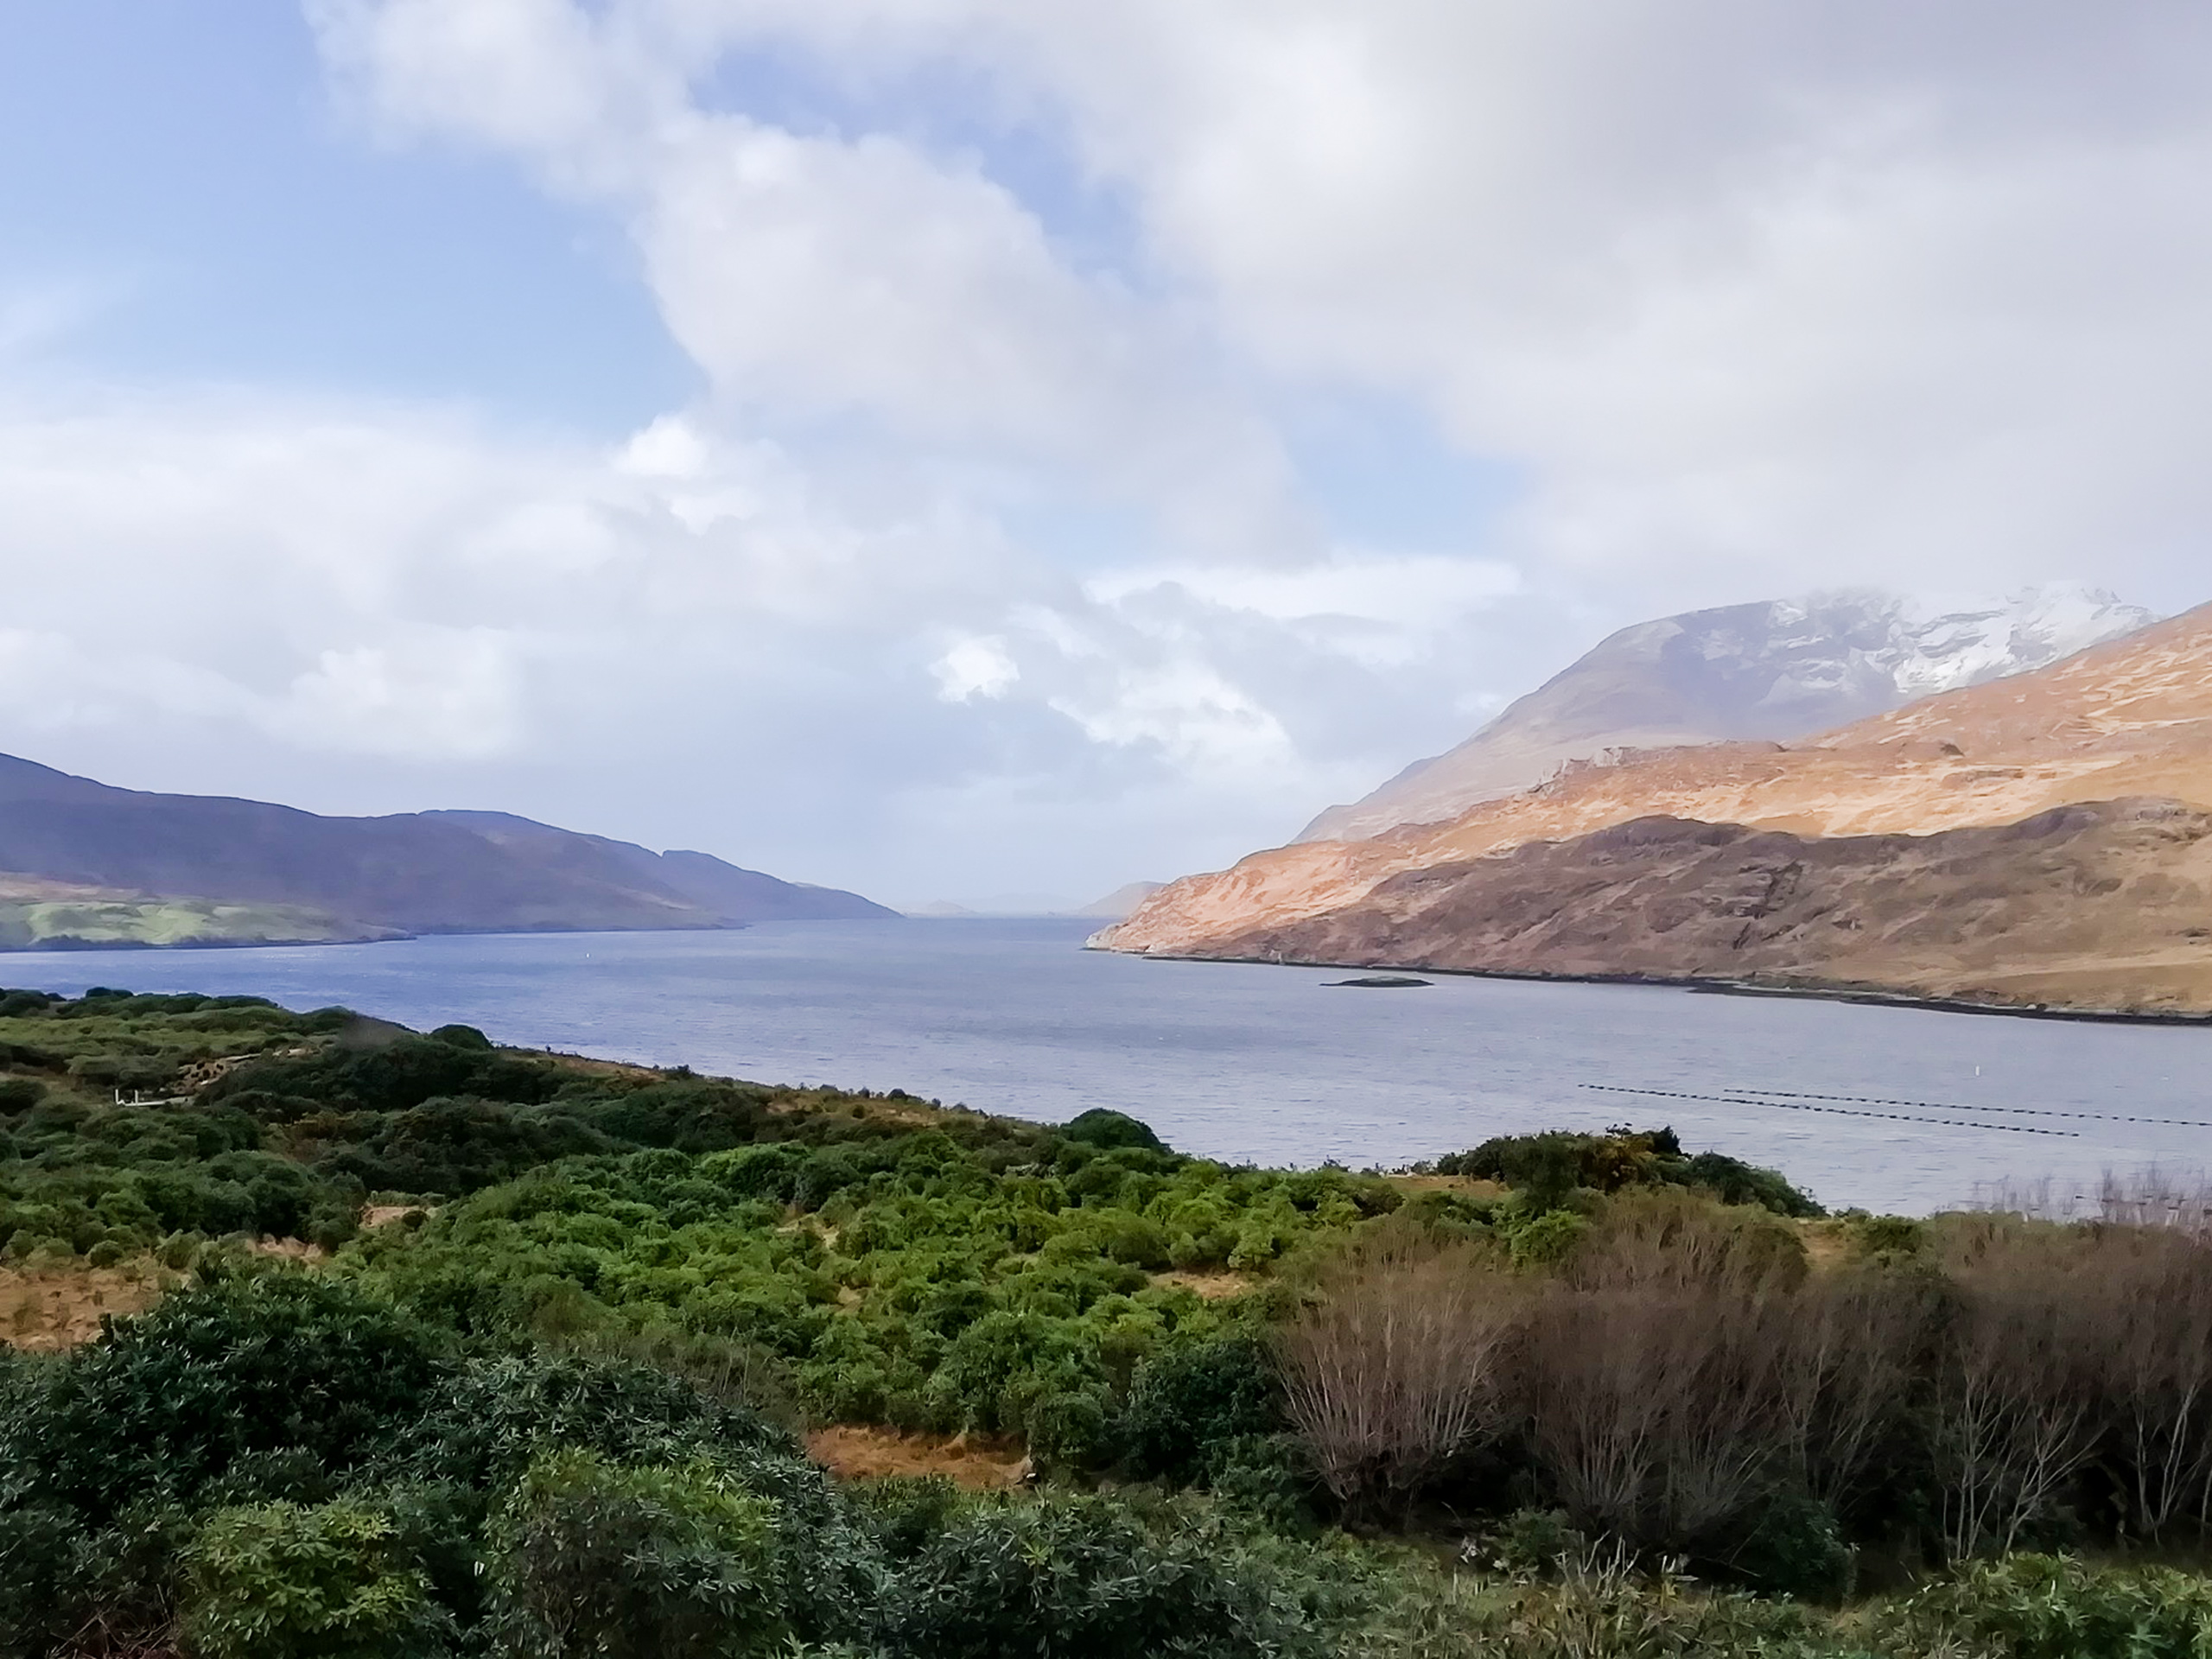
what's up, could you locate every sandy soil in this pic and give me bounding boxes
[805,1425,1033,1489]
[0,1263,170,1351]
[1150,1269,1257,1300]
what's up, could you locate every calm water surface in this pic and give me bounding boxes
[5,918,2207,1214]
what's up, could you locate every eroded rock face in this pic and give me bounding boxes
[1098,602,2212,1012]
[1298,586,2155,844]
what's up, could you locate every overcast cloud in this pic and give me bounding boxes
[1,2,2209,906]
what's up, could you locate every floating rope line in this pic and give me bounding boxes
[1580,1083,2080,1138]
[1725,1088,2212,1130]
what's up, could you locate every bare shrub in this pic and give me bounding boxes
[1929,1217,2104,1558]
[1976,1166,2212,1236]
[1523,1281,1799,1553]
[2075,1225,2212,1538]
[1773,1270,1936,1513]
[1562,1188,1808,1298]
[1520,1192,1928,1561]
[2090,1169,2212,1236]
[1277,1230,1521,1517]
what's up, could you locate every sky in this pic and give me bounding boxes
[3,2,2210,909]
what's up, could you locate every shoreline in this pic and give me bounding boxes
[1090,944,2212,1029]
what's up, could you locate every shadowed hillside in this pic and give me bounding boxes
[0,753,893,944]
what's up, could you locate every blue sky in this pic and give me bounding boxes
[1,2,2208,907]
[0,3,690,423]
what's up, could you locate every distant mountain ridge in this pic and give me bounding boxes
[1068,882,1166,920]
[0,753,893,945]
[1300,585,2156,842]
[1098,601,2212,1015]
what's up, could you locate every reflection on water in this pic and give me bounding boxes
[6,917,2207,1215]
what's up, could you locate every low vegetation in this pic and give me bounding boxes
[4,984,2212,1655]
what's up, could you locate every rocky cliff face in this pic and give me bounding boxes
[1096,601,2212,1013]
[1300,585,2154,842]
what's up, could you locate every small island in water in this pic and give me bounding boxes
[1324,973,1433,988]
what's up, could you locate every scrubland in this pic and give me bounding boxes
[4,985,2212,1656]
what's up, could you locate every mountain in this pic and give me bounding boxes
[1096,601,2212,1014]
[1200,802,2212,1015]
[1299,585,2155,842]
[1068,882,1166,920]
[420,812,896,923]
[0,753,893,944]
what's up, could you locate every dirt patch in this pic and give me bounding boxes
[1,1263,171,1351]
[361,1204,431,1230]
[1799,1220,1864,1274]
[248,1236,327,1263]
[1388,1174,1510,1200]
[806,1426,1033,1490]
[1150,1269,1257,1300]
[534,1051,665,1083]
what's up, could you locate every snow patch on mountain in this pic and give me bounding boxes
[1298,583,2157,843]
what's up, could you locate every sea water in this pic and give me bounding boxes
[5,917,2207,1215]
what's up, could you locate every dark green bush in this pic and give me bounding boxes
[1683,1152,1824,1219]
[1720,1493,1854,1602]
[1117,1336,1282,1483]
[207,1036,560,1116]
[1437,1128,1821,1218]
[876,1494,1306,1659]
[2,1273,446,1524]
[1058,1109,1169,1154]
[486,1450,789,1659]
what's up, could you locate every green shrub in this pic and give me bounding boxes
[1117,1336,1282,1483]
[181,1497,449,1659]
[1478,1509,1590,1580]
[486,1449,790,1659]
[5,1273,446,1523]
[1438,1128,1821,1219]
[1894,1554,2212,1659]
[1720,1493,1854,1603]
[1506,1208,1587,1268]
[876,1493,1304,1659]
[1058,1109,1168,1154]
[390,1353,795,1492]
[1682,1152,1823,1219]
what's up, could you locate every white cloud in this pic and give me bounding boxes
[1048,660,1295,775]
[277,628,528,759]
[1089,554,1521,632]
[404,0,2212,612]
[311,0,1301,556]
[931,635,1019,702]
[12,1,2209,903]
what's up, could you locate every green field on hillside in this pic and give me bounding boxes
[0,896,392,950]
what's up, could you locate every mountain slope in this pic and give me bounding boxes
[421,811,897,922]
[1300,586,2153,842]
[1096,601,2212,985]
[1069,882,1166,920]
[1204,800,2212,1015]
[0,754,891,938]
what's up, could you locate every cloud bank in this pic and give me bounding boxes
[3,1,2209,901]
